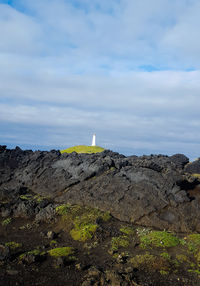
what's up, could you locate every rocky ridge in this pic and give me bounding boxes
[0,145,200,232]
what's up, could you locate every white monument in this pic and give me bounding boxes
[91,134,96,146]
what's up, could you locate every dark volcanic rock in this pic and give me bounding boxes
[35,204,56,222]
[185,158,200,174]
[0,145,200,232]
[170,153,189,168]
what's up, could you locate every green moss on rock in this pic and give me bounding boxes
[120,226,135,236]
[111,236,130,251]
[56,204,110,242]
[70,224,98,242]
[139,230,180,249]
[5,241,22,249]
[130,252,170,272]
[48,247,74,257]
[187,234,200,253]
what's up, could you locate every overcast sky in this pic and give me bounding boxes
[0,0,200,159]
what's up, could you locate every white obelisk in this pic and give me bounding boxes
[91,134,96,146]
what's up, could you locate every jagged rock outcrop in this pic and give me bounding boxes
[0,145,200,232]
[185,158,200,174]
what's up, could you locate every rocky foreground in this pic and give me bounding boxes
[0,145,200,285]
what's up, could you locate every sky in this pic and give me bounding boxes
[0,0,200,159]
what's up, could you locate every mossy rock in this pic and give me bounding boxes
[5,241,22,250]
[70,224,98,242]
[48,247,74,257]
[130,252,170,272]
[56,204,110,242]
[19,249,46,261]
[120,226,135,236]
[60,145,105,154]
[20,194,33,200]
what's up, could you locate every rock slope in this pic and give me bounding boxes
[0,145,200,232]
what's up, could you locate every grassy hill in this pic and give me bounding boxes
[60,145,105,154]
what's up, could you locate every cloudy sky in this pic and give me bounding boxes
[0,0,200,159]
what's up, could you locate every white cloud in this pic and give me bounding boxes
[1,0,200,158]
[0,4,43,54]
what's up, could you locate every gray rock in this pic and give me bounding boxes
[35,204,55,222]
[185,159,200,174]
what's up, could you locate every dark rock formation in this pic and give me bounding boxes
[0,145,200,232]
[185,158,200,174]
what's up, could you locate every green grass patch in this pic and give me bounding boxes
[60,145,105,154]
[48,247,74,257]
[139,230,180,249]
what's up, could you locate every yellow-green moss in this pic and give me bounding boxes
[56,204,110,242]
[160,270,169,275]
[160,252,171,260]
[56,204,72,215]
[188,269,200,275]
[195,251,200,266]
[19,249,45,260]
[50,240,57,246]
[33,194,47,203]
[139,230,180,249]
[2,218,12,226]
[70,224,98,242]
[20,194,33,200]
[101,211,111,222]
[187,234,200,253]
[111,236,130,251]
[130,253,170,272]
[192,174,200,179]
[60,145,105,154]
[120,226,135,236]
[48,247,74,257]
[176,254,189,263]
[5,241,22,249]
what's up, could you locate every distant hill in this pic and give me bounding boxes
[60,145,105,154]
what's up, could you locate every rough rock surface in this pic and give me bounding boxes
[0,145,200,232]
[185,158,200,174]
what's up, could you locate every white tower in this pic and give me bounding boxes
[91,134,96,146]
